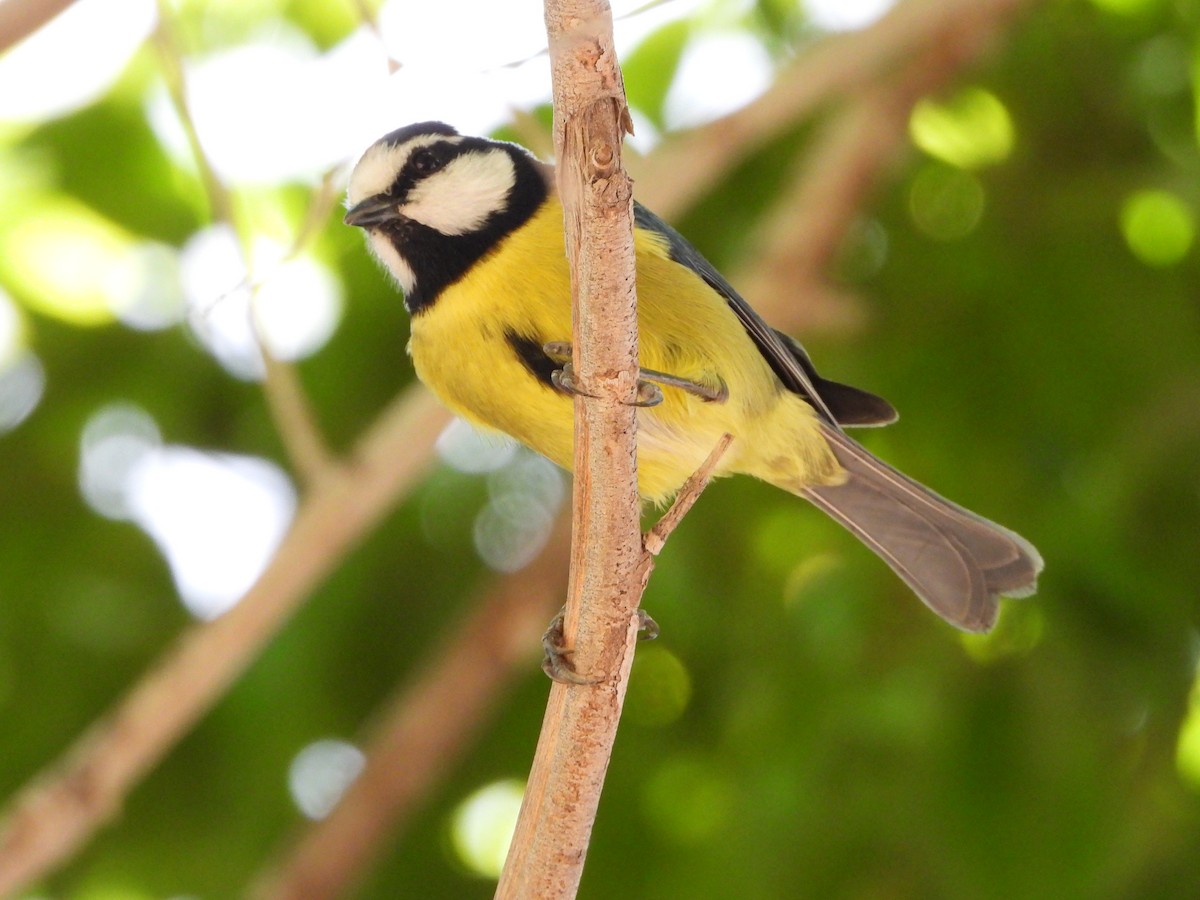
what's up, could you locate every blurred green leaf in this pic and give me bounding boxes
[622,19,691,130]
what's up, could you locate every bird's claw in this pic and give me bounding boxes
[543,341,719,407]
[540,606,661,683]
[636,608,660,641]
[549,362,597,399]
[542,607,600,684]
[632,380,664,407]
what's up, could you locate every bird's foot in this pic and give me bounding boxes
[540,606,661,683]
[543,341,726,406]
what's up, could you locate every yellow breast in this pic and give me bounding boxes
[409,197,838,503]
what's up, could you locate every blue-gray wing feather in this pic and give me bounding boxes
[633,203,896,428]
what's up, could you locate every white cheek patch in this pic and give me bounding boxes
[367,232,416,295]
[346,134,463,206]
[400,150,516,236]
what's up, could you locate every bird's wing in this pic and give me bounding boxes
[633,203,895,429]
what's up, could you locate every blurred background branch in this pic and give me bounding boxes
[741,0,1026,331]
[152,0,335,485]
[251,516,571,900]
[634,0,1038,218]
[0,386,447,894]
[0,0,77,53]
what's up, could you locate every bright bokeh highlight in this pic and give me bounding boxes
[288,739,367,820]
[125,447,295,619]
[0,289,21,368]
[0,0,156,123]
[180,225,259,377]
[78,402,296,619]
[0,353,45,434]
[449,779,526,878]
[252,254,343,360]
[663,32,774,130]
[1176,663,1200,789]
[113,242,187,331]
[147,25,389,184]
[378,0,546,70]
[180,226,343,379]
[436,417,517,474]
[79,404,163,520]
[910,87,1015,170]
[804,0,895,32]
[474,452,565,572]
[0,198,137,326]
[0,292,35,432]
[1119,189,1195,266]
[133,0,776,187]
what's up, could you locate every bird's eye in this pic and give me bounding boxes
[410,148,442,175]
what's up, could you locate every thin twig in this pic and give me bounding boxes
[349,0,401,72]
[734,94,906,332]
[153,0,335,485]
[643,434,733,558]
[0,388,449,896]
[285,167,348,262]
[151,6,237,228]
[256,167,346,480]
[258,354,337,483]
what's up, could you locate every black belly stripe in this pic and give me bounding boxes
[505,329,563,391]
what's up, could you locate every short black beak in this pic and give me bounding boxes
[344,195,400,228]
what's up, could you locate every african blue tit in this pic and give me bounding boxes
[344,122,1042,632]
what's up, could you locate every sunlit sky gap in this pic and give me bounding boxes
[288,739,367,820]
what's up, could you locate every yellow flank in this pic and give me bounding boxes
[408,196,843,505]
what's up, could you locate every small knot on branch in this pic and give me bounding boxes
[590,142,616,175]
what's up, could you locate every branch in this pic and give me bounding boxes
[249,516,573,900]
[495,1,642,896]
[250,440,731,900]
[642,434,733,559]
[0,387,448,896]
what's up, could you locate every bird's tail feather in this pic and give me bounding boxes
[800,424,1042,632]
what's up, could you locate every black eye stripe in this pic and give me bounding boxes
[410,144,455,176]
[384,142,458,198]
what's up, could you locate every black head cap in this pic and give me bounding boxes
[378,121,459,147]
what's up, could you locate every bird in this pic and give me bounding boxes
[344,121,1042,633]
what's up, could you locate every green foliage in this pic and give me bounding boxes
[1,1,1199,898]
[623,18,692,130]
